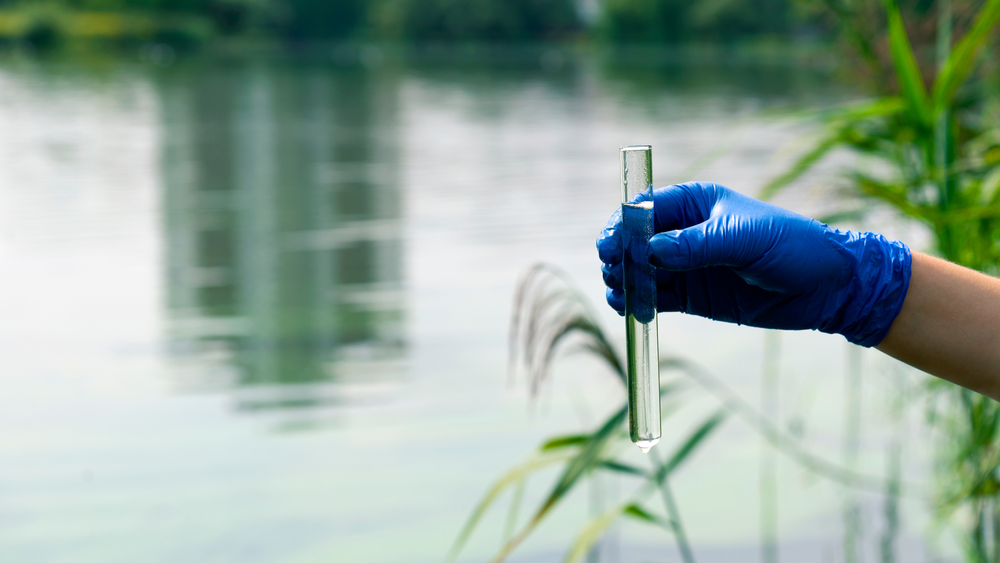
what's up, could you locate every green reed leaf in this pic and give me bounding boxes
[984,168,1000,205]
[489,405,628,562]
[832,97,909,122]
[541,434,590,451]
[597,460,650,479]
[943,204,1000,223]
[759,131,842,201]
[445,450,574,562]
[660,410,728,478]
[623,503,672,529]
[931,0,1000,113]
[501,478,525,545]
[851,174,934,222]
[759,98,907,201]
[562,503,629,563]
[668,355,923,493]
[881,0,931,126]
[817,208,869,226]
[544,405,629,512]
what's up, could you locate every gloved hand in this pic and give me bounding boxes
[597,182,912,347]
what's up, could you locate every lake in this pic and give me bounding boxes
[0,45,945,562]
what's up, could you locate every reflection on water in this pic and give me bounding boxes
[161,63,405,414]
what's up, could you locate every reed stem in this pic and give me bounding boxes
[654,466,696,563]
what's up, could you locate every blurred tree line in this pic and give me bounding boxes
[3,0,988,54]
[599,0,806,43]
[0,0,821,46]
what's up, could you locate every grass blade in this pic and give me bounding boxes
[489,405,628,562]
[655,473,697,563]
[881,0,931,126]
[852,174,934,222]
[664,356,922,493]
[931,0,1000,112]
[817,208,869,225]
[597,460,651,479]
[623,503,672,530]
[759,98,907,200]
[561,503,629,563]
[488,379,688,561]
[541,434,590,451]
[759,131,842,200]
[501,478,525,546]
[544,406,629,514]
[660,411,728,478]
[445,451,575,562]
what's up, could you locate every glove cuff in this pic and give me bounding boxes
[823,230,912,347]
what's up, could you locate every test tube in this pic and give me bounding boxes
[620,145,660,453]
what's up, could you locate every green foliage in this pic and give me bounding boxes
[446,265,725,562]
[597,0,687,44]
[884,0,932,124]
[598,0,802,44]
[765,1,1000,560]
[562,503,634,563]
[283,0,366,40]
[451,264,899,562]
[0,3,214,49]
[368,0,579,42]
[765,0,1000,272]
[0,0,837,46]
[932,2,1000,109]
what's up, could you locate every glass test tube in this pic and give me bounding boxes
[620,145,661,453]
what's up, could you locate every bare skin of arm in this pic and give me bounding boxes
[877,252,1000,401]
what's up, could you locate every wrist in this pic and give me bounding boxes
[821,229,912,347]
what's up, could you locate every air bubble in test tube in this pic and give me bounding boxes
[620,145,660,453]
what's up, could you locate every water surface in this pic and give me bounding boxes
[0,51,939,562]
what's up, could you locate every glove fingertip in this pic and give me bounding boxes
[647,233,678,269]
[648,229,710,271]
[601,262,623,291]
[596,232,622,263]
[606,288,625,315]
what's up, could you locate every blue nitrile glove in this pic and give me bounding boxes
[596,182,912,347]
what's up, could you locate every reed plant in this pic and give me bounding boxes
[446,265,726,563]
[448,265,899,562]
[764,0,1000,559]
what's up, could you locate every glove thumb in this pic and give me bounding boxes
[647,222,725,271]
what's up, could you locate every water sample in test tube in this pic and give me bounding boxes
[620,145,661,453]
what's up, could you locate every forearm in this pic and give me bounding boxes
[876,252,1000,401]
